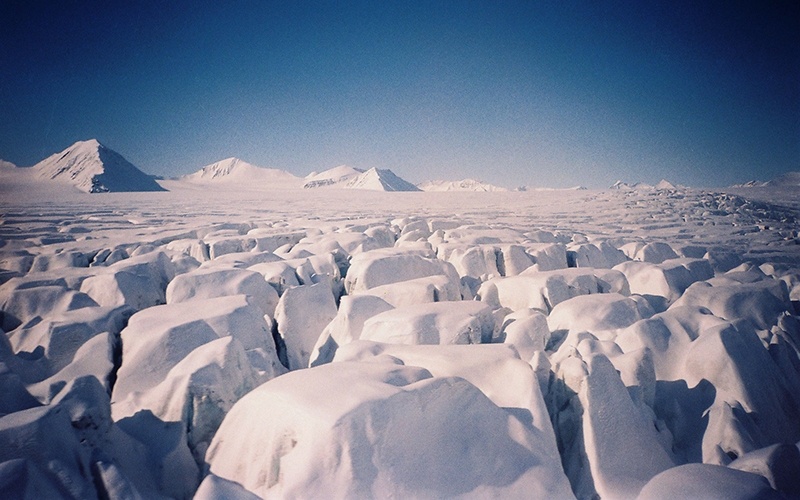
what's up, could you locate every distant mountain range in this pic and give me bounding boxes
[731,172,800,188]
[610,179,679,191]
[7,139,798,194]
[417,179,507,192]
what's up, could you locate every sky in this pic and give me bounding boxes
[1,1,798,189]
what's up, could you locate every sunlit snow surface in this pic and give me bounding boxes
[1,176,799,499]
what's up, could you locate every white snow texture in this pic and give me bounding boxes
[1,140,799,498]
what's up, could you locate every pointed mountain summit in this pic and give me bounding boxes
[655,179,677,190]
[32,139,165,193]
[184,157,299,185]
[345,168,420,191]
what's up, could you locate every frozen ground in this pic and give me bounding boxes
[1,177,799,498]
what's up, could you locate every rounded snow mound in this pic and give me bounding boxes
[205,360,574,499]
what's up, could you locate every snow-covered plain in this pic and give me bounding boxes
[1,161,800,498]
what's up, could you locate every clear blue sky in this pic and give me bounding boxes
[1,1,797,188]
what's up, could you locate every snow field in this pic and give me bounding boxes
[0,184,799,498]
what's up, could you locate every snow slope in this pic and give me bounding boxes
[31,139,165,193]
[418,178,508,192]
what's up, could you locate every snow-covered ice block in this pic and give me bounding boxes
[309,295,394,367]
[290,231,382,260]
[446,245,501,281]
[624,242,679,264]
[27,331,118,402]
[637,463,780,500]
[80,270,165,310]
[113,336,264,464]
[354,274,461,307]
[684,322,800,453]
[7,305,130,376]
[499,308,551,360]
[519,266,630,294]
[567,241,628,269]
[547,293,654,341]
[274,282,338,370]
[205,361,575,499]
[442,225,527,245]
[344,249,460,294]
[526,242,569,271]
[112,295,282,404]
[105,250,176,289]
[166,267,279,317]
[497,244,535,276]
[248,260,300,295]
[481,268,630,314]
[615,306,728,380]
[333,340,560,455]
[199,250,281,269]
[728,443,800,496]
[0,405,96,499]
[29,251,90,272]
[673,279,792,330]
[205,235,256,259]
[363,224,396,247]
[361,301,496,345]
[115,407,200,499]
[165,238,210,262]
[579,354,676,498]
[0,280,98,332]
[614,258,714,303]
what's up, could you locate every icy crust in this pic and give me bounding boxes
[0,185,799,498]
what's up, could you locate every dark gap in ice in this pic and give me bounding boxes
[495,248,506,277]
[546,330,569,352]
[271,320,290,370]
[566,251,577,268]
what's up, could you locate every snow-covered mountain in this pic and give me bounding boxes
[731,180,768,188]
[303,165,364,188]
[183,158,300,186]
[417,179,508,192]
[304,167,420,192]
[32,139,165,193]
[343,168,420,191]
[610,179,679,191]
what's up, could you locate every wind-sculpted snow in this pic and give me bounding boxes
[0,183,799,498]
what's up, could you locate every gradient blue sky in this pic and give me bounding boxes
[1,1,798,188]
